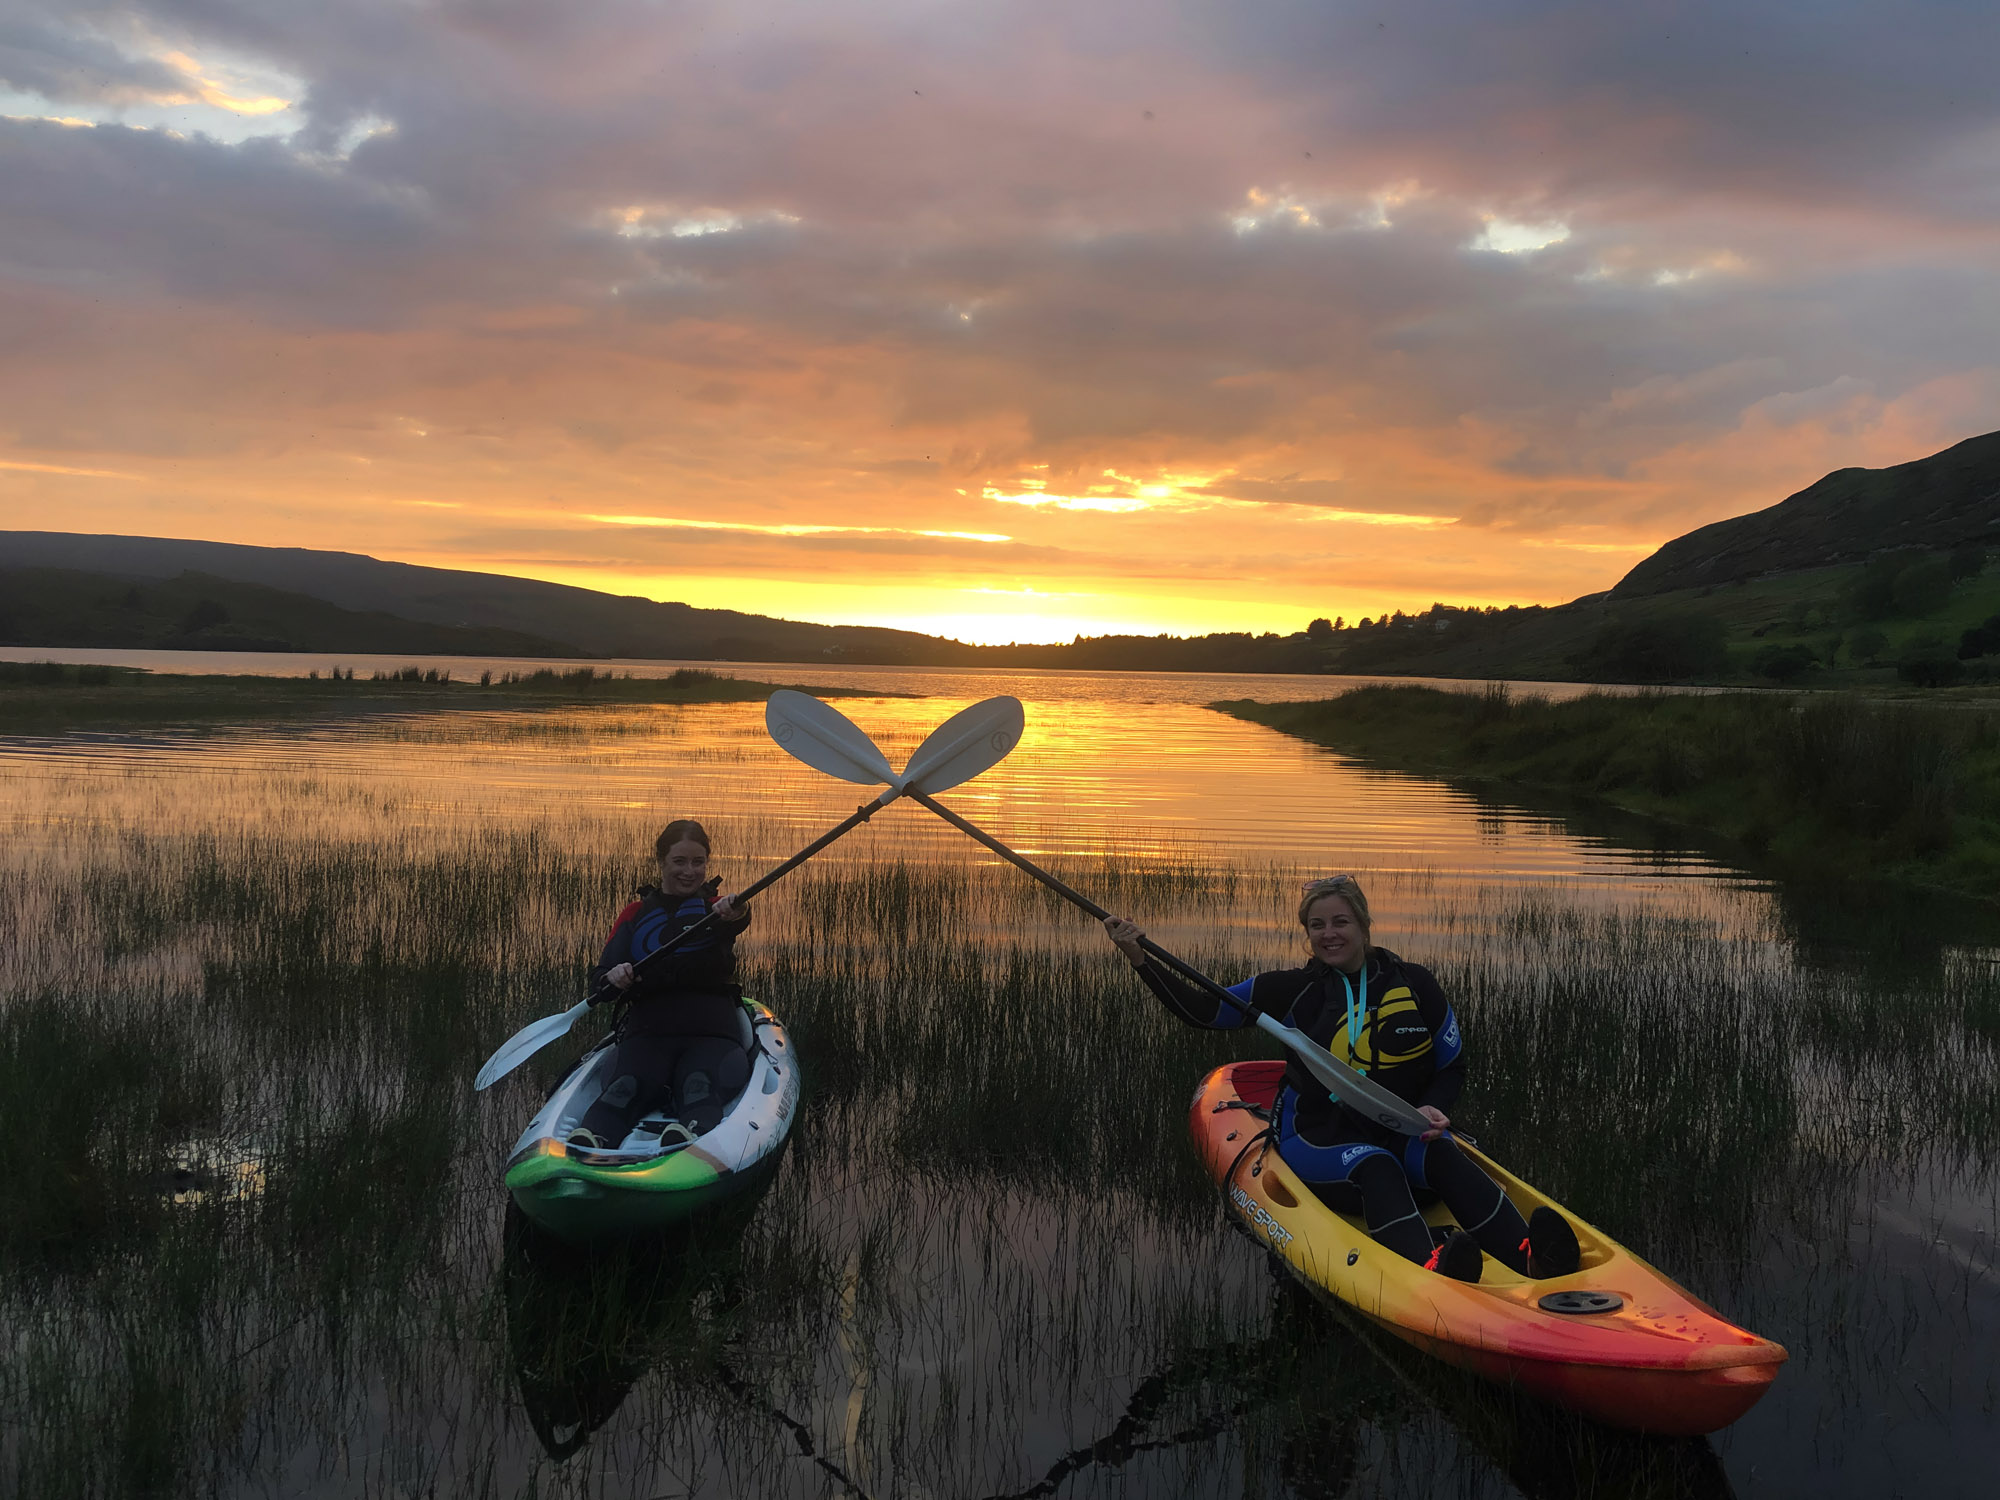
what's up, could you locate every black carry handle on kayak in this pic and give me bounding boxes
[585,797,889,1007]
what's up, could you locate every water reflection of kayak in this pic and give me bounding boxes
[987,1272,1737,1500]
[1193,1060,1785,1436]
[503,998,799,1243]
[502,1189,875,1492]
[501,1187,773,1461]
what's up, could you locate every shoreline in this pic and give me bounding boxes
[1216,685,2000,905]
[0,664,891,733]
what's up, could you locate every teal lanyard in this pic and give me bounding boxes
[1339,964,1369,1073]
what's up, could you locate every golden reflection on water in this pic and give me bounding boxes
[0,696,1770,974]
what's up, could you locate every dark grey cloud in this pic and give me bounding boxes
[1203,1,2000,217]
[0,118,439,318]
[0,11,182,102]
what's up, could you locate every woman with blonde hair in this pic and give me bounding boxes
[1104,874,1575,1283]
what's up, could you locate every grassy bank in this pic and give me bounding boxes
[0,662,876,732]
[1219,686,2000,901]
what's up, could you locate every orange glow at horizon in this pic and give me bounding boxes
[0,409,1938,644]
[3,4,1995,645]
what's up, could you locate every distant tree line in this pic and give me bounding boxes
[1566,543,1992,687]
[1297,603,1560,671]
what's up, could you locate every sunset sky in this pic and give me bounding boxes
[3,2,1997,643]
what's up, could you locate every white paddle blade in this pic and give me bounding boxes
[1256,1014,1431,1135]
[766,690,899,787]
[474,999,590,1091]
[900,696,1025,794]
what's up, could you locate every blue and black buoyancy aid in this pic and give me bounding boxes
[591,879,751,1038]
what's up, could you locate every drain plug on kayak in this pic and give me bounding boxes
[1539,1290,1623,1315]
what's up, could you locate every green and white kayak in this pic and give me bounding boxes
[503,998,799,1244]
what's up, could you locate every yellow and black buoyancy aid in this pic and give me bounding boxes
[1128,945,1466,1132]
[1274,950,1465,1132]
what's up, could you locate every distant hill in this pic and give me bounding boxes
[1611,430,2000,598]
[0,530,1336,672]
[0,567,587,657]
[1220,432,2000,687]
[0,532,969,664]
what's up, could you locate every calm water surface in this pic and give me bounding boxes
[0,643,1643,698]
[2,667,1993,1498]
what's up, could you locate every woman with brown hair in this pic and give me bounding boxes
[570,819,753,1148]
[1103,874,1576,1283]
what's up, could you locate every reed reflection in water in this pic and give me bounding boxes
[1,695,1996,1499]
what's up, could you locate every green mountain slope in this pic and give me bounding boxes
[1611,430,2000,597]
[1312,557,2000,686]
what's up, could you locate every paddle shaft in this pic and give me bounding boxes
[591,792,892,1005]
[904,788,1249,1013]
[907,788,1429,1134]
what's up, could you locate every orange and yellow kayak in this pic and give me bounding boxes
[1192,1060,1785,1435]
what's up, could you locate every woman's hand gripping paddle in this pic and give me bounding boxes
[472,691,1023,1091]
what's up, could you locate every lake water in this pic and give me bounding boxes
[0,642,1700,700]
[2,664,1993,1498]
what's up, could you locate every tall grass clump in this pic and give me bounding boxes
[371,665,453,683]
[493,666,640,687]
[1773,695,1961,849]
[0,661,125,686]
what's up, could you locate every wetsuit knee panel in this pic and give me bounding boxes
[1403,1131,1459,1192]
[1276,1097,1398,1185]
[600,1074,640,1110]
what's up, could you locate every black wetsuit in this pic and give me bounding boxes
[578,883,753,1143]
[1133,947,1531,1272]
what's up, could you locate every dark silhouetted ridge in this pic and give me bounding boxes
[0,532,968,664]
[1611,430,2000,598]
